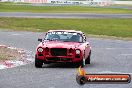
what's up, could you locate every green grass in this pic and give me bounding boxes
[0,17,132,38]
[0,2,132,13]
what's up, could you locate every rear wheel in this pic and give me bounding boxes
[85,51,91,64]
[35,58,43,68]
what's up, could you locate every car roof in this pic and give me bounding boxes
[48,30,83,34]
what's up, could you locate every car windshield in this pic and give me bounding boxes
[44,31,83,42]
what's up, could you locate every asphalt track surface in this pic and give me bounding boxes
[0,31,132,88]
[105,5,132,10]
[0,12,132,18]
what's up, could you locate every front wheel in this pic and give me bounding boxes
[35,58,43,68]
[77,58,85,68]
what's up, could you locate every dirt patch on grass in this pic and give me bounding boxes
[0,46,21,61]
[0,45,34,69]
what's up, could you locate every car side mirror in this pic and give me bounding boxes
[38,38,42,42]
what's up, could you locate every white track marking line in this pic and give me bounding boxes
[89,71,132,74]
[119,54,132,56]
[93,48,132,50]
[11,33,22,36]
[0,65,7,69]
[105,48,132,50]
[10,33,34,36]
[0,45,6,47]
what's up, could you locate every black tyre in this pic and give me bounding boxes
[35,58,43,68]
[80,59,85,67]
[85,50,91,64]
[75,58,85,68]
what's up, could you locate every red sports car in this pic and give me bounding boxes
[35,30,91,68]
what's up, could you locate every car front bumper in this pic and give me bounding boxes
[36,54,82,63]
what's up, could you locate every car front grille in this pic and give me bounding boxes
[46,57,71,62]
[50,48,67,56]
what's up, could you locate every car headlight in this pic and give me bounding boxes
[75,49,80,54]
[38,47,43,52]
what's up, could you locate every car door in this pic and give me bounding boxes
[82,33,90,59]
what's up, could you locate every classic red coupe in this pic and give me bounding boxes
[35,30,91,68]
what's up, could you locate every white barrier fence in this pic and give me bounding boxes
[114,1,132,5]
[0,0,113,6]
[48,0,113,6]
[1,0,132,6]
